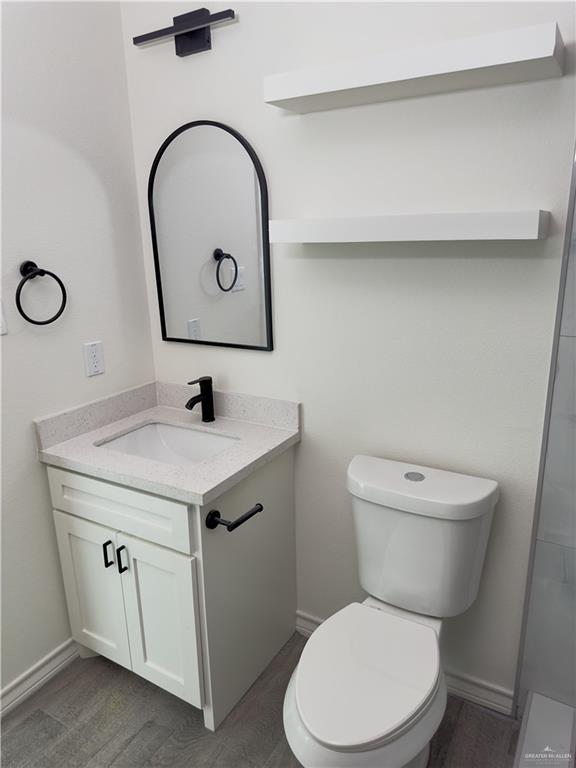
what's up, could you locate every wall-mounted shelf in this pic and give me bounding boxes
[264,23,564,113]
[269,211,550,244]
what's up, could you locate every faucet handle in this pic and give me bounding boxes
[187,376,212,386]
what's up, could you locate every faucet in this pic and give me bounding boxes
[185,376,215,422]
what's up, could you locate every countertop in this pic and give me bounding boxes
[36,384,300,505]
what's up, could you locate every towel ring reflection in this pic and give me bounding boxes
[15,261,67,325]
[213,248,238,292]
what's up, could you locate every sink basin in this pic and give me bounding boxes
[98,423,238,465]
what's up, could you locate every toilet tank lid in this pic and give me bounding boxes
[347,456,499,520]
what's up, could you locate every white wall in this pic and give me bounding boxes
[121,1,576,707]
[1,2,153,687]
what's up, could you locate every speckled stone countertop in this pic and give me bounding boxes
[35,383,300,505]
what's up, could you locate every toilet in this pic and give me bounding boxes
[284,455,499,768]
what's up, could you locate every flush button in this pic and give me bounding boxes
[404,471,425,482]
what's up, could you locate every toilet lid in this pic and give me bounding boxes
[295,603,440,751]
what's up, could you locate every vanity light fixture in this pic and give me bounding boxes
[133,7,235,58]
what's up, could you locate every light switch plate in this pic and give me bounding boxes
[83,341,104,376]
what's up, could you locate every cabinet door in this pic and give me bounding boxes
[53,511,131,668]
[117,533,203,707]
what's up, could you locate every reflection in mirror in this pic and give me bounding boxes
[148,121,272,350]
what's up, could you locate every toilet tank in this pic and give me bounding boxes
[347,456,499,618]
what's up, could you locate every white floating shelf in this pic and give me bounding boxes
[269,211,550,244]
[264,23,564,113]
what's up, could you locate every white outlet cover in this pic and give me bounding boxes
[231,266,246,292]
[187,319,201,340]
[83,341,105,377]
[0,302,7,335]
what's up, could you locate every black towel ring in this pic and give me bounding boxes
[213,248,238,292]
[15,261,67,326]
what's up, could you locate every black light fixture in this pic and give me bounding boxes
[133,7,235,58]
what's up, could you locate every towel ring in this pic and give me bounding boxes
[213,248,238,292]
[15,261,67,326]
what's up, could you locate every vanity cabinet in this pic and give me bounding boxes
[53,511,203,707]
[53,513,133,667]
[117,533,202,705]
[47,448,296,730]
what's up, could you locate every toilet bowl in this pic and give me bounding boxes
[283,456,499,768]
[284,601,447,767]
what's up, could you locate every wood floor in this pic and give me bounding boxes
[2,634,519,768]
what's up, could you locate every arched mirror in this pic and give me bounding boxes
[148,121,273,350]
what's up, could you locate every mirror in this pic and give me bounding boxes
[148,121,273,350]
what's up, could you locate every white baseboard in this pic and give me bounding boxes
[295,609,321,637]
[444,668,513,715]
[296,609,514,716]
[1,638,79,717]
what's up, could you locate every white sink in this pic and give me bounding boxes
[98,423,239,465]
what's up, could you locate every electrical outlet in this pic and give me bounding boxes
[187,318,201,340]
[231,266,246,292]
[83,341,105,377]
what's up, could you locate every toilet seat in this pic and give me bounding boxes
[295,603,440,753]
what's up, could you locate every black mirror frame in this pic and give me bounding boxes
[148,120,273,351]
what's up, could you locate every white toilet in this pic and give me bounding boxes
[284,455,499,768]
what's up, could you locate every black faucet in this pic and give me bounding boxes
[185,377,215,422]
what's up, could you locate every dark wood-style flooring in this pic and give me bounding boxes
[2,634,519,767]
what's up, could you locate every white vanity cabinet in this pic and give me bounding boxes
[116,533,202,705]
[47,448,296,730]
[53,511,203,707]
[53,513,133,668]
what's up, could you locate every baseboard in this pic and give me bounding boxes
[444,668,514,715]
[295,609,321,637]
[296,609,514,716]
[1,638,79,717]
